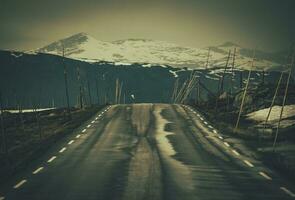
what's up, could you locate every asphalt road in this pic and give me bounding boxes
[0,104,295,200]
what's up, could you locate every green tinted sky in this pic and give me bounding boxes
[0,0,294,52]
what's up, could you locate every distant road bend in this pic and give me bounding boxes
[1,104,295,200]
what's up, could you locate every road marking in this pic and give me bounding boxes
[91,120,95,123]
[213,130,218,134]
[197,114,200,117]
[223,142,230,147]
[243,160,254,167]
[232,149,240,156]
[200,117,204,121]
[76,134,81,138]
[82,129,86,133]
[99,114,102,117]
[218,136,224,140]
[95,117,98,120]
[59,147,66,153]
[204,121,208,125]
[68,140,74,145]
[32,167,44,174]
[13,179,27,189]
[280,187,295,197]
[259,172,272,180]
[47,156,57,163]
[87,124,91,128]
[208,125,213,129]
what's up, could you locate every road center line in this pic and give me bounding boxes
[204,121,208,125]
[232,149,240,156]
[213,130,218,134]
[76,134,81,138]
[218,136,224,140]
[13,179,27,189]
[280,187,295,197]
[68,140,74,145]
[259,172,272,180]
[243,160,254,167]
[91,120,95,123]
[82,129,86,133]
[95,117,98,120]
[47,156,57,163]
[32,167,44,174]
[208,125,213,129]
[223,142,230,147]
[59,147,66,153]
[87,124,91,128]
[200,117,204,121]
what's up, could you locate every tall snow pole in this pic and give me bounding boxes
[219,50,232,94]
[231,48,236,95]
[234,50,255,133]
[205,47,211,69]
[62,46,71,120]
[273,53,294,151]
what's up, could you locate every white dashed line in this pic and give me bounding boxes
[47,156,57,163]
[95,117,98,120]
[59,147,66,153]
[259,172,272,180]
[218,136,224,140]
[91,120,95,124]
[76,134,81,138]
[68,140,74,145]
[280,187,295,197]
[87,124,91,128]
[13,179,27,189]
[204,121,208,125]
[213,130,218,134]
[232,150,240,156]
[99,114,102,117]
[32,167,44,174]
[243,160,254,167]
[223,142,230,147]
[200,117,204,121]
[82,129,86,133]
[208,125,213,129]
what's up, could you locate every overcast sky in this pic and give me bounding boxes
[0,0,294,52]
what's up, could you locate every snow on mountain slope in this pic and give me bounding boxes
[37,32,281,70]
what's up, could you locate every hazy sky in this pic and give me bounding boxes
[0,0,294,52]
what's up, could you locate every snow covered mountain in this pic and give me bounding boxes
[37,32,282,70]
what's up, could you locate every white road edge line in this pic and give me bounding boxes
[68,140,74,145]
[13,179,27,189]
[59,147,66,153]
[280,187,295,197]
[232,149,240,156]
[223,142,230,147]
[82,129,86,133]
[47,156,57,163]
[259,172,272,180]
[76,134,81,138]
[32,167,44,174]
[243,160,254,167]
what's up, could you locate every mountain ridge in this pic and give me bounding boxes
[35,33,284,71]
